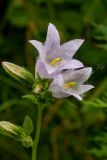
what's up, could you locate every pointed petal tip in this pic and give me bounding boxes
[47,23,59,34]
[28,40,31,42]
[28,40,43,46]
[28,40,35,44]
[71,39,85,48]
[79,97,82,101]
[86,67,92,74]
[89,85,94,89]
[48,23,59,34]
[81,39,85,44]
[81,39,85,42]
[80,67,93,82]
[81,67,92,76]
[28,40,35,46]
[48,22,53,26]
[28,40,40,44]
[74,94,82,101]
[76,39,85,44]
[48,23,56,28]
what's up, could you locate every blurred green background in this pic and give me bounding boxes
[0,0,107,159]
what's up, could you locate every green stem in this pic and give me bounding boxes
[32,106,43,160]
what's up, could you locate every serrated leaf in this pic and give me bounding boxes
[23,116,33,136]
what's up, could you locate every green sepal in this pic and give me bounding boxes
[22,94,37,104]
[21,133,33,148]
[23,115,33,136]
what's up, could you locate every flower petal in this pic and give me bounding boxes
[45,63,59,74]
[49,76,83,100]
[45,46,61,63]
[74,84,94,94]
[69,93,82,100]
[50,74,64,86]
[62,59,84,70]
[63,67,92,84]
[49,84,69,98]
[29,40,44,59]
[65,84,94,95]
[49,75,70,98]
[36,59,50,78]
[45,23,60,48]
[60,39,84,59]
[44,24,60,60]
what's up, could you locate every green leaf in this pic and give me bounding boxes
[83,98,107,108]
[23,116,33,136]
[93,24,107,41]
[22,94,37,104]
[95,44,107,51]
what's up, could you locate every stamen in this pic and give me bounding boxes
[64,82,76,88]
[50,58,62,66]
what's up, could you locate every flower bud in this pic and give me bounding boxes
[33,84,42,94]
[2,62,35,86]
[0,121,20,136]
[0,121,33,148]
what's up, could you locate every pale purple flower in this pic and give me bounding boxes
[49,67,94,100]
[29,23,84,78]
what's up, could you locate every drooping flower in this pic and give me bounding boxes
[29,23,84,79]
[49,67,94,100]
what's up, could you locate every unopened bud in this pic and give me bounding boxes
[2,62,35,86]
[33,84,42,94]
[0,121,20,136]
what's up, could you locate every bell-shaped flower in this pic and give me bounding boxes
[29,23,84,78]
[49,67,94,100]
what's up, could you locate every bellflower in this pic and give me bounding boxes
[29,23,84,78]
[49,67,94,100]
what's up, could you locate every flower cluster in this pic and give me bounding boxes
[2,23,94,101]
[1,23,94,160]
[29,23,94,100]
